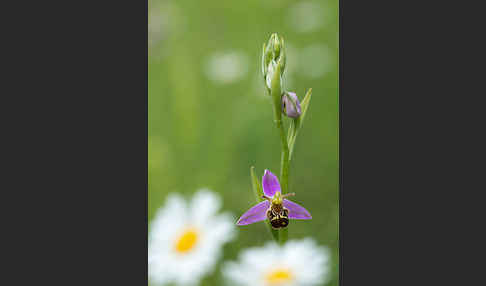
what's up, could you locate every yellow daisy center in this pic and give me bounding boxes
[174,228,199,254]
[265,268,294,285]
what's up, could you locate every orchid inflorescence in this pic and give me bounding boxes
[236,33,313,244]
[149,33,327,286]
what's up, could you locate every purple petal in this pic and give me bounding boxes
[236,200,270,225]
[283,199,312,219]
[262,169,280,197]
[281,92,302,118]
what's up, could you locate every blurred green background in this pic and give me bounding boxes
[148,0,338,285]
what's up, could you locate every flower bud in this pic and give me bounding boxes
[262,33,286,91]
[270,33,281,59]
[281,91,301,118]
[266,60,276,90]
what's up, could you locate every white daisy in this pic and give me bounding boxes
[223,238,330,286]
[149,189,236,286]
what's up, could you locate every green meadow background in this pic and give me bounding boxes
[149,0,338,285]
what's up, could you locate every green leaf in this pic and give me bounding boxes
[250,166,263,200]
[288,88,312,160]
[299,88,312,128]
[287,118,295,143]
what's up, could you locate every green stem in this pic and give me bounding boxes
[278,120,289,194]
[268,57,290,245]
[274,118,290,246]
[280,227,288,245]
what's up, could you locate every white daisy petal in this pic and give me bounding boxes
[190,189,222,226]
[149,193,187,243]
[223,238,331,286]
[148,190,236,286]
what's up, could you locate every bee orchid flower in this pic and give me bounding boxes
[237,169,312,228]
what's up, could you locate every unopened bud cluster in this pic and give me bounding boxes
[262,33,286,91]
[262,33,301,119]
